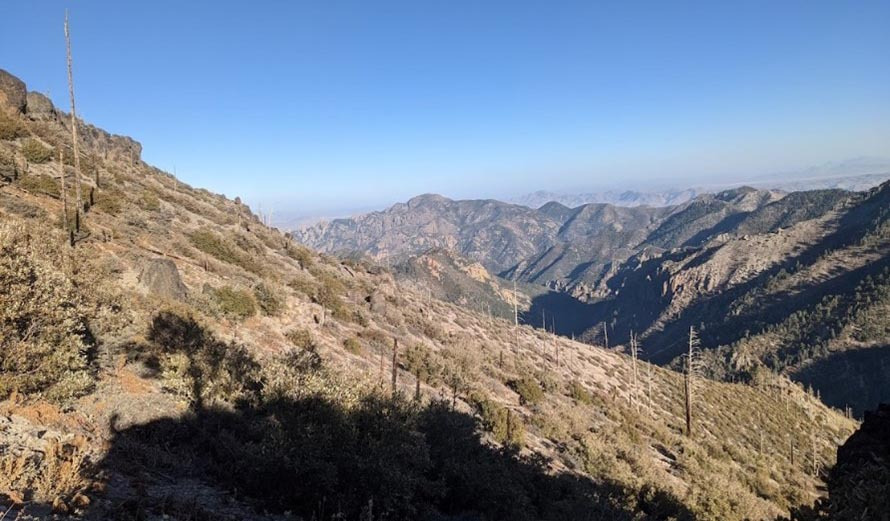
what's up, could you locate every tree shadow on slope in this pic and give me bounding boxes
[792,344,890,418]
[80,311,695,521]
[524,290,598,337]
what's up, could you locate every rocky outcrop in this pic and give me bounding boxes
[0,69,27,113]
[802,403,890,520]
[25,91,56,118]
[139,257,188,301]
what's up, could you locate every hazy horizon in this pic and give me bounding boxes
[2,1,889,217]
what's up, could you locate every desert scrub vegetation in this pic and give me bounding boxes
[0,110,28,140]
[252,282,283,316]
[569,380,594,404]
[21,137,53,163]
[188,229,262,274]
[285,328,315,350]
[100,340,652,521]
[16,173,60,198]
[0,433,93,511]
[0,222,95,401]
[343,336,362,355]
[212,285,257,320]
[508,374,545,405]
[137,188,161,211]
[94,187,127,215]
[469,390,525,449]
[284,241,313,268]
[147,311,263,407]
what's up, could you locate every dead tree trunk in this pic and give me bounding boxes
[58,150,70,241]
[513,279,519,326]
[65,10,83,231]
[391,338,399,395]
[684,325,699,438]
[630,331,639,410]
[603,322,609,349]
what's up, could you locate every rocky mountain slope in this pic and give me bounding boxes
[292,152,888,417]
[293,187,796,293]
[573,181,890,416]
[0,67,862,520]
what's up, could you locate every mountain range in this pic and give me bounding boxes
[294,181,890,415]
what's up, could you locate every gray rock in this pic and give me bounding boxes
[25,91,55,118]
[0,69,27,113]
[139,257,188,301]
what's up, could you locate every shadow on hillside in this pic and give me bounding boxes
[523,290,598,337]
[793,344,890,418]
[72,311,696,520]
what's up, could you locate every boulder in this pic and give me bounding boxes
[0,69,27,113]
[138,257,188,301]
[25,91,56,118]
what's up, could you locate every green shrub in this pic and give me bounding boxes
[0,222,94,401]
[469,391,525,448]
[21,138,53,163]
[343,336,362,355]
[16,173,60,198]
[285,328,315,350]
[94,188,126,215]
[285,243,314,268]
[138,189,161,211]
[148,310,263,407]
[508,375,544,405]
[0,111,28,140]
[213,286,257,319]
[253,282,283,316]
[288,275,317,298]
[569,380,593,404]
[189,229,262,274]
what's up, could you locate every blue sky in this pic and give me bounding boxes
[2,1,889,216]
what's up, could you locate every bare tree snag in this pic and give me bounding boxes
[65,10,83,230]
[58,150,69,236]
[391,338,399,395]
[685,325,701,438]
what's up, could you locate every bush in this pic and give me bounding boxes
[213,286,256,320]
[16,173,60,198]
[138,189,161,211]
[147,310,263,407]
[0,222,94,401]
[0,111,27,140]
[285,243,313,269]
[285,328,315,350]
[508,375,544,405]
[469,391,525,449]
[253,282,283,316]
[21,138,53,164]
[343,336,362,355]
[288,275,317,298]
[569,380,593,404]
[94,188,126,215]
[189,229,262,274]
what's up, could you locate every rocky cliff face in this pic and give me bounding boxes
[796,403,890,520]
[1,67,141,164]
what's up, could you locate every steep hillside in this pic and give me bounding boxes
[0,68,859,520]
[575,182,890,415]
